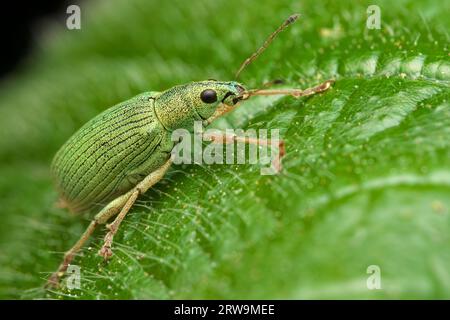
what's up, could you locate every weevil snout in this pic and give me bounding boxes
[222,83,244,105]
[231,84,246,104]
[235,84,245,95]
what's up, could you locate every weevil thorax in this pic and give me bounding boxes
[154,80,245,131]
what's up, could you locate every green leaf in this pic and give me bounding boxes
[0,0,449,299]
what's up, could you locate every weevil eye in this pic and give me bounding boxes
[200,89,217,103]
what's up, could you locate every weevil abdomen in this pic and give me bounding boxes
[51,92,173,213]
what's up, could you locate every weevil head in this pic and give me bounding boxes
[154,80,246,130]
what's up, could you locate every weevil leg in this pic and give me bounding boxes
[98,190,139,259]
[203,132,285,173]
[46,220,98,288]
[47,157,173,288]
[98,157,173,259]
[46,191,133,288]
[242,79,334,99]
[94,190,136,224]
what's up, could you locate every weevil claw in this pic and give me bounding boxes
[99,245,113,260]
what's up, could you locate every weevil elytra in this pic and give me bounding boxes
[47,14,334,287]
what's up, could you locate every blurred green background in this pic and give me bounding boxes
[0,0,449,299]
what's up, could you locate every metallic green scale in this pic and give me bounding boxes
[51,81,244,213]
[52,92,168,212]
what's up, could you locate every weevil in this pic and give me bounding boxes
[47,14,334,287]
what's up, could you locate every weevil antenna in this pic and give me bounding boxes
[235,13,300,79]
[237,79,335,101]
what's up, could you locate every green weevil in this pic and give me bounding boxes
[47,14,334,287]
